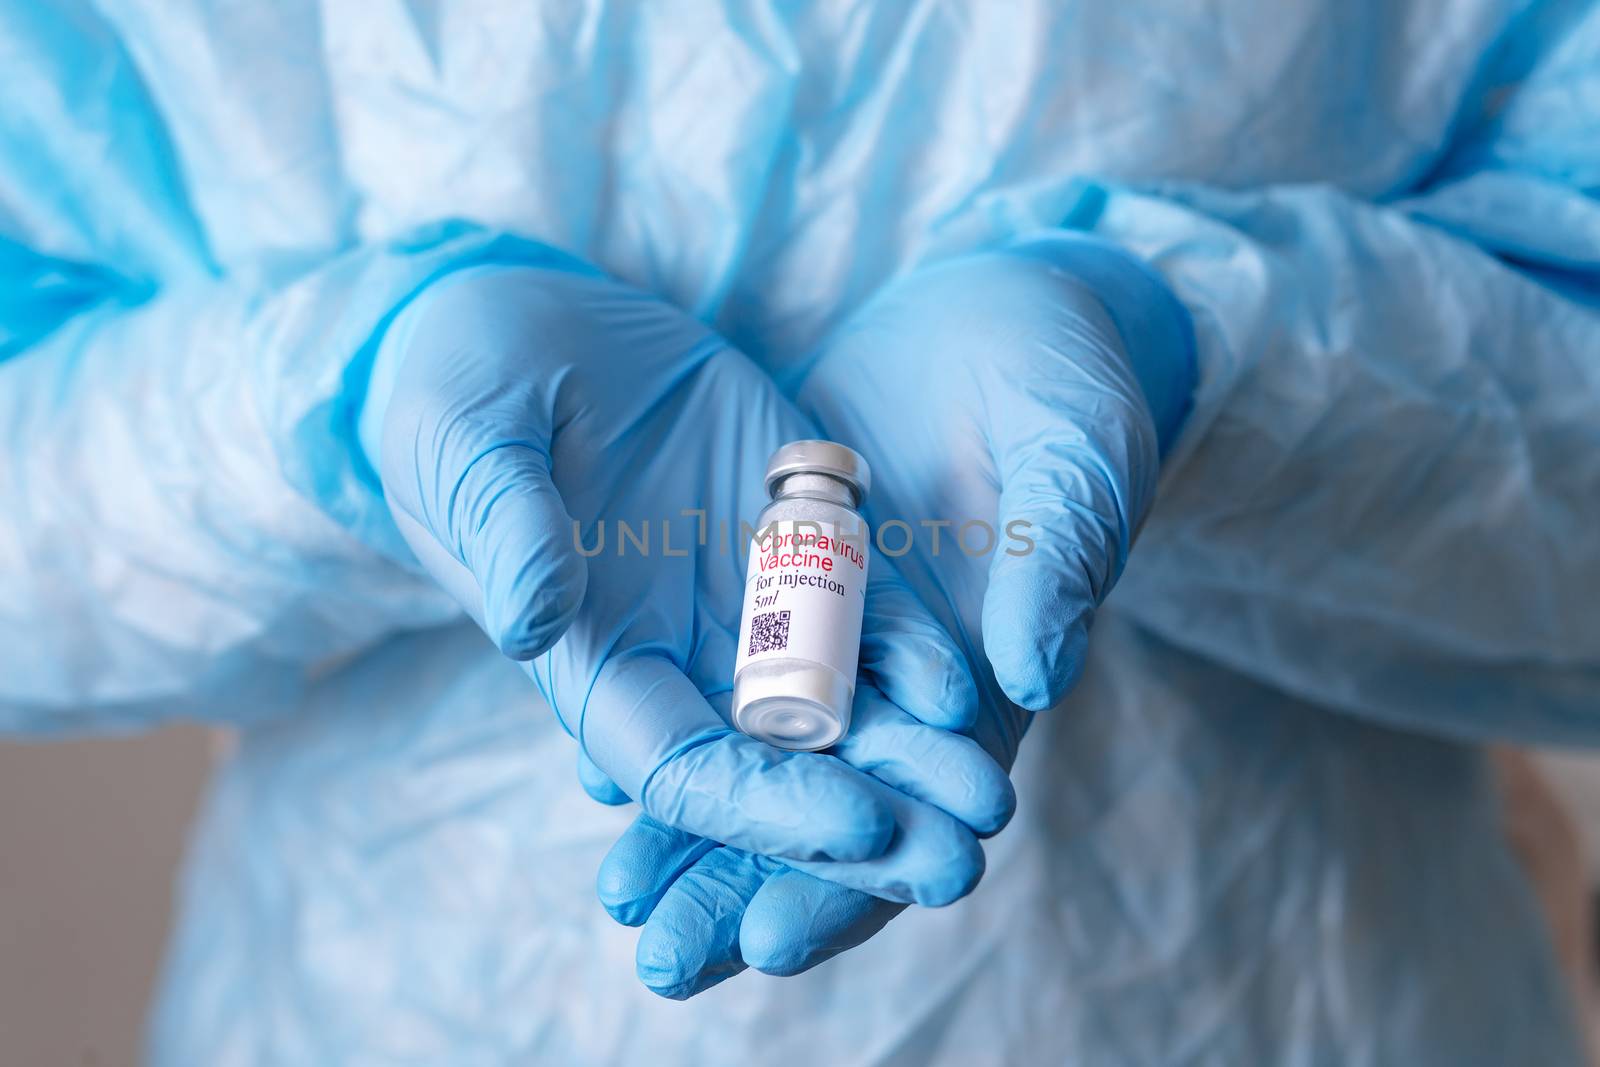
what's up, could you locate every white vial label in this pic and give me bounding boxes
[734,517,870,682]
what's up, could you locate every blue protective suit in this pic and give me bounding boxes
[2,1,1598,1064]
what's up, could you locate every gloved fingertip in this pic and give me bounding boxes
[488,568,587,661]
[787,791,987,906]
[835,690,1015,837]
[576,750,631,806]
[913,642,981,731]
[655,741,896,863]
[736,924,813,978]
[595,858,659,927]
[636,926,739,1000]
[811,812,896,865]
[583,779,632,806]
[596,818,714,926]
[934,772,1015,840]
[986,607,1091,712]
[791,757,897,862]
[968,774,1019,839]
[913,830,987,907]
[598,890,654,928]
[739,873,903,977]
[635,938,691,997]
[993,671,1055,714]
[862,636,980,731]
[946,672,983,731]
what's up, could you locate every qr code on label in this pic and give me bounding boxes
[749,610,792,655]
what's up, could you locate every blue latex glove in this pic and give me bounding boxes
[357,258,1014,899]
[598,235,1196,995]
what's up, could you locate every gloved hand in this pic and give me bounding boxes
[597,234,1196,995]
[356,256,1015,903]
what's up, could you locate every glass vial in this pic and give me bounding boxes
[732,440,872,751]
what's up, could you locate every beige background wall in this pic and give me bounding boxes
[0,727,212,1067]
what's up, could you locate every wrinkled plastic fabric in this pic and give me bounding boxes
[152,614,1581,1065]
[0,0,1595,1063]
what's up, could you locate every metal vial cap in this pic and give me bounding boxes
[764,439,871,503]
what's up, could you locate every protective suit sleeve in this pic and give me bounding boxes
[1079,9,1600,743]
[0,223,578,734]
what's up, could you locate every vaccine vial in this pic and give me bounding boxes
[732,440,871,751]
